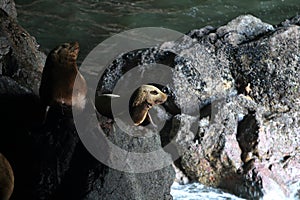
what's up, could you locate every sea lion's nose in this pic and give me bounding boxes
[162,87,175,99]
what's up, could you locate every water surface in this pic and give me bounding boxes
[15,0,300,62]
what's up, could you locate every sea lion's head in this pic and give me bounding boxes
[130,85,168,126]
[49,42,80,65]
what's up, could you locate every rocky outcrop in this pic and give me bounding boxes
[0,0,17,19]
[173,15,300,199]
[0,4,45,95]
[0,1,175,199]
[94,14,300,199]
[2,0,300,199]
[28,106,174,200]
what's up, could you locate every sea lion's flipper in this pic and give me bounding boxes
[140,112,157,128]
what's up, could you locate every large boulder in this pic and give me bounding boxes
[0,0,17,19]
[0,1,175,199]
[174,15,300,199]
[0,1,46,95]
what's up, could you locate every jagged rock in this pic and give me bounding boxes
[0,0,17,19]
[232,25,300,111]
[1,1,300,199]
[0,76,42,199]
[280,15,300,27]
[216,14,275,46]
[0,75,43,129]
[173,164,189,185]
[175,15,300,199]
[92,14,300,199]
[229,21,300,198]
[0,2,175,199]
[0,4,46,95]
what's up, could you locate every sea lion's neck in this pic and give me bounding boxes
[56,61,78,73]
[131,102,150,125]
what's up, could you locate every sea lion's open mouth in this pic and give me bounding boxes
[128,85,169,126]
[70,42,80,54]
[154,100,163,104]
[146,101,152,108]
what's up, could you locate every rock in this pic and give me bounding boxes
[0,0,17,19]
[29,100,175,200]
[216,14,275,46]
[175,15,300,199]
[0,7,46,95]
[92,15,300,199]
[232,25,300,111]
[0,76,44,129]
[0,76,42,199]
[229,22,300,198]
[1,2,300,199]
[173,164,189,185]
[0,22,174,200]
[280,15,300,27]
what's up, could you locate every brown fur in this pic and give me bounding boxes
[130,85,167,126]
[0,153,14,200]
[39,42,87,111]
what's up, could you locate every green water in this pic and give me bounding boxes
[15,0,300,62]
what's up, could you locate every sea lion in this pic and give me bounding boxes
[39,42,87,112]
[129,85,168,126]
[0,153,14,200]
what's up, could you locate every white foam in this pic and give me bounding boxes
[171,182,246,200]
[171,181,300,200]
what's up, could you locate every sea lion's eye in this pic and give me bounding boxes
[150,90,159,95]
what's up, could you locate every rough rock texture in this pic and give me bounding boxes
[0,1,175,199]
[0,1,46,95]
[92,125,174,200]
[95,14,300,199]
[85,14,300,200]
[2,0,300,199]
[0,0,17,19]
[176,15,300,199]
[0,76,42,199]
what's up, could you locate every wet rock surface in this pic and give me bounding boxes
[0,3,46,95]
[1,0,300,199]
[0,1,175,199]
[0,0,17,19]
[95,14,300,199]
[175,14,300,199]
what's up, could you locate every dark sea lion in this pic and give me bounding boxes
[0,153,14,200]
[39,42,87,113]
[129,85,168,126]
